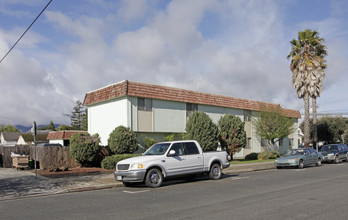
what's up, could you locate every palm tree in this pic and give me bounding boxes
[287,29,327,147]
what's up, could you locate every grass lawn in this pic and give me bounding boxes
[229,159,275,164]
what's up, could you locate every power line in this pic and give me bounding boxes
[0,0,53,64]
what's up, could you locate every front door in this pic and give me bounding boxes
[164,143,189,176]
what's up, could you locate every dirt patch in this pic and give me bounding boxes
[33,167,115,178]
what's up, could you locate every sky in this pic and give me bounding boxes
[0,0,347,127]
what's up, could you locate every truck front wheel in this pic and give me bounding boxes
[145,168,163,188]
[209,163,222,180]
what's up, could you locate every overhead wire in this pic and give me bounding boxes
[0,0,53,63]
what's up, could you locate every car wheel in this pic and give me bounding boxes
[276,166,282,169]
[334,156,340,164]
[209,163,222,180]
[316,158,322,166]
[145,168,163,188]
[298,160,304,169]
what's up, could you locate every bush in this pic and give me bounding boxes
[245,153,259,160]
[70,133,101,167]
[186,111,220,152]
[142,136,156,149]
[101,154,141,170]
[258,151,280,160]
[108,126,138,154]
[218,114,246,159]
[164,134,176,142]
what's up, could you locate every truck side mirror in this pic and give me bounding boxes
[168,150,176,156]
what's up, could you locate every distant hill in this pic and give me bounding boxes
[15,124,62,132]
[16,125,32,132]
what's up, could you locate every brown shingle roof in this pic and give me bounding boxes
[83,80,301,118]
[47,131,87,140]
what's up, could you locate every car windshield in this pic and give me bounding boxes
[143,143,171,155]
[287,149,304,156]
[321,145,337,152]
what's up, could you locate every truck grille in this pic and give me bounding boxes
[117,164,130,170]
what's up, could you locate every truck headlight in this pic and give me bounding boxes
[130,163,143,169]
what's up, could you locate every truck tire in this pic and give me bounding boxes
[145,168,163,188]
[209,163,222,180]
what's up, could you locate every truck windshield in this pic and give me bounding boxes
[144,143,171,155]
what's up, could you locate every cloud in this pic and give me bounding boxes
[2,0,348,126]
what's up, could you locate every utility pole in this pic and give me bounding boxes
[33,121,37,178]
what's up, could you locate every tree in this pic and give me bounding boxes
[56,124,74,131]
[70,133,101,167]
[300,116,347,144]
[185,111,219,152]
[218,114,246,160]
[38,121,56,131]
[0,124,18,132]
[71,100,87,131]
[253,105,295,151]
[287,29,327,147]
[108,126,138,154]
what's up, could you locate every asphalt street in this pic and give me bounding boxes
[1,162,348,220]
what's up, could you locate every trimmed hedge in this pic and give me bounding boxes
[101,154,141,170]
[70,133,101,167]
[258,151,280,160]
[108,126,138,154]
[244,153,259,160]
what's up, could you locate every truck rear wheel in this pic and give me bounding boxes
[209,163,222,180]
[145,168,163,188]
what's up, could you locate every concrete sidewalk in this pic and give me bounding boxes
[0,161,275,201]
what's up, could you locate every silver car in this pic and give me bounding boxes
[275,148,323,169]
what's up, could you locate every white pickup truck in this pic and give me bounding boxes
[114,140,230,187]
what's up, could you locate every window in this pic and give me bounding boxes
[170,143,185,156]
[138,98,152,111]
[245,138,251,149]
[289,138,294,148]
[279,139,283,146]
[244,110,252,122]
[261,138,268,147]
[183,142,199,155]
[186,103,198,118]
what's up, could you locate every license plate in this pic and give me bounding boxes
[117,176,123,181]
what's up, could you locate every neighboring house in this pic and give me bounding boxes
[0,132,21,146]
[83,80,301,157]
[297,128,304,147]
[47,131,87,146]
[17,132,49,145]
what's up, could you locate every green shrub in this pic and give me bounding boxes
[186,111,220,152]
[101,154,141,170]
[164,134,176,142]
[142,136,156,149]
[245,153,259,160]
[218,114,246,159]
[108,126,138,154]
[258,151,280,160]
[70,133,101,167]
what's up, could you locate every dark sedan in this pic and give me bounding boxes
[320,144,348,163]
